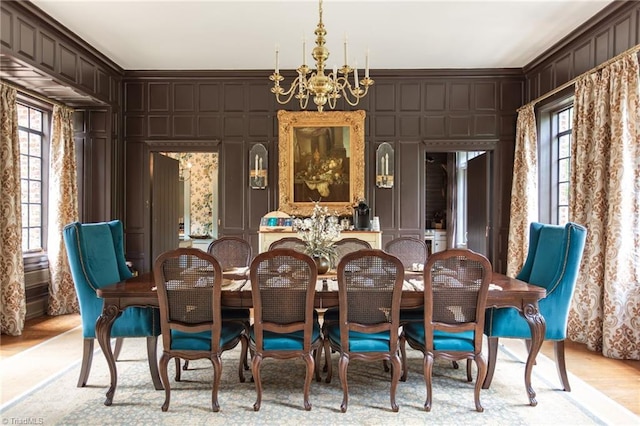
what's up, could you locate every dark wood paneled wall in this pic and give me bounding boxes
[524,1,640,102]
[0,1,122,106]
[122,71,523,272]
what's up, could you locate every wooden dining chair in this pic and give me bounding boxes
[249,248,323,411]
[384,237,428,270]
[177,236,252,376]
[153,248,247,412]
[323,249,404,413]
[267,237,307,252]
[321,238,372,371]
[401,248,492,412]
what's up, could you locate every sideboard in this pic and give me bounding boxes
[258,231,382,253]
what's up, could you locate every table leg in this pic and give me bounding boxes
[521,301,546,406]
[96,303,122,406]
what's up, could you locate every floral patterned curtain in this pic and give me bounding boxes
[0,84,26,335]
[567,53,640,360]
[47,105,79,315]
[506,104,538,277]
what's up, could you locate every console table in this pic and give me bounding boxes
[258,230,382,253]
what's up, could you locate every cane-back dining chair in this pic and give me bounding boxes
[63,220,161,389]
[321,238,372,370]
[483,222,587,391]
[172,236,252,375]
[333,238,372,267]
[153,248,247,412]
[249,248,323,411]
[267,237,307,252]
[401,248,492,412]
[384,237,428,270]
[323,249,404,413]
[385,237,429,325]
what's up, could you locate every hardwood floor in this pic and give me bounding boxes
[1,314,639,415]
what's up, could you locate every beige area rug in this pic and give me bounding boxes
[0,328,637,426]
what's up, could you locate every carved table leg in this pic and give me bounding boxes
[521,301,546,407]
[96,302,122,406]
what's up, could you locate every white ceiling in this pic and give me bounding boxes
[30,0,613,71]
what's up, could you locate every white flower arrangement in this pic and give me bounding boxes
[293,201,341,265]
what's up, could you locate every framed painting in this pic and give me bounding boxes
[278,110,365,216]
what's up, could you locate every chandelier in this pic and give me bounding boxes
[269,0,373,112]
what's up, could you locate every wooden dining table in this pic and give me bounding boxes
[96,269,546,407]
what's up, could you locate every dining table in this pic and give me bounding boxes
[95,268,546,407]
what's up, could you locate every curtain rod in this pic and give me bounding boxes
[518,44,640,112]
[0,80,65,108]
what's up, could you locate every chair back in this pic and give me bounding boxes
[336,249,404,349]
[333,238,371,268]
[153,248,223,352]
[250,248,318,351]
[63,220,134,337]
[207,236,252,269]
[423,249,492,353]
[268,237,307,252]
[384,237,428,269]
[516,222,587,337]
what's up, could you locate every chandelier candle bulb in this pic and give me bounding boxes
[275,45,279,74]
[302,37,306,65]
[365,50,370,78]
[255,154,259,176]
[333,64,338,77]
[385,153,389,175]
[354,62,359,88]
[344,34,348,65]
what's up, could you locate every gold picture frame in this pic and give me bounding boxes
[278,110,365,216]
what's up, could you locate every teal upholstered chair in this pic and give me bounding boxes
[401,249,492,412]
[62,220,161,388]
[153,248,247,412]
[323,249,404,413]
[483,222,587,391]
[249,248,322,411]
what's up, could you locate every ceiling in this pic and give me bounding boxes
[30,0,613,71]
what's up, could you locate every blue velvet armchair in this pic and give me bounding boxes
[63,220,161,388]
[483,222,587,391]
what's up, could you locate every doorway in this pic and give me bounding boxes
[425,149,492,259]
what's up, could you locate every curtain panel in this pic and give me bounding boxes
[506,104,538,277]
[47,105,79,315]
[0,84,26,335]
[567,53,640,360]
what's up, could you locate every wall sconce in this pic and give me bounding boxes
[376,142,394,188]
[249,143,268,189]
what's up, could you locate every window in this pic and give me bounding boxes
[555,106,573,225]
[18,102,49,253]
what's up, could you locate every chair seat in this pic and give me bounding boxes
[326,324,391,352]
[249,322,322,351]
[403,323,475,352]
[170,322,245,351]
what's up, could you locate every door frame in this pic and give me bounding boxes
[421,140,498,266]
[142,140,221,271]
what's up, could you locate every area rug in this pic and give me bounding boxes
[0,333,637,426]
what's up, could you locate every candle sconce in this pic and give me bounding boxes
[249,143,268,189]
[376,142,394,188]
